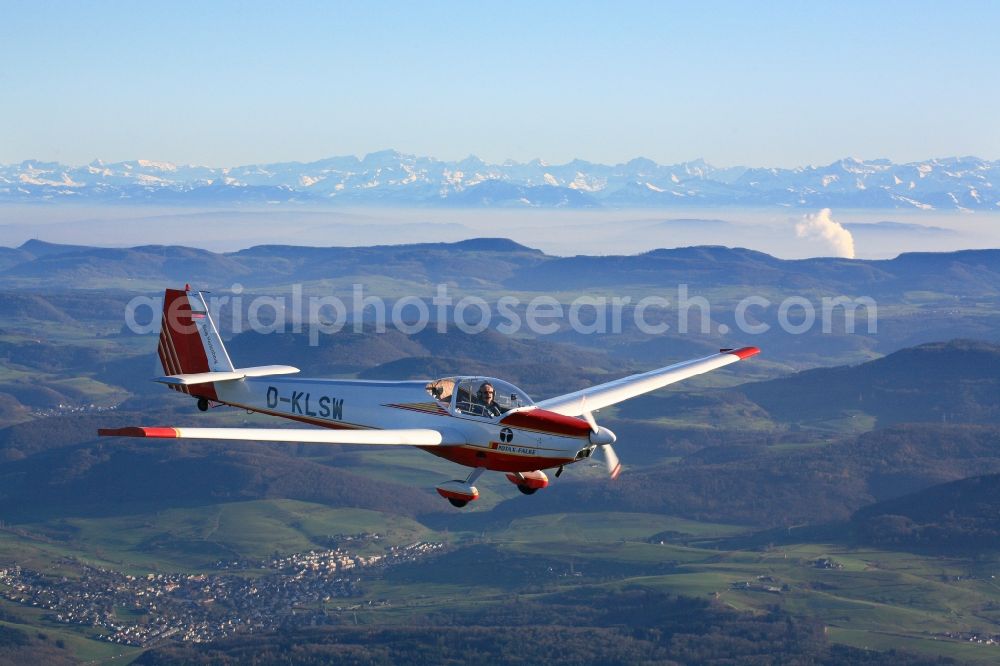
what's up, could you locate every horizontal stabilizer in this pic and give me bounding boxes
[153,364,300,386]
[98,425,462,446]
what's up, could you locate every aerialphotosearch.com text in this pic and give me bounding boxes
[125,283,877,344]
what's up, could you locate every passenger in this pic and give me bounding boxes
[474,382,504,417]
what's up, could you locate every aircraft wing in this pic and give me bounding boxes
[535,346,760,417]
[98,426,463,446]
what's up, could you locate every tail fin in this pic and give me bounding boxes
[158,285,234,397]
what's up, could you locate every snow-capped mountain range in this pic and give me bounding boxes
[2,151,997,210]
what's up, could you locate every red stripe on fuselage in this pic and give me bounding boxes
[220,400,369,430]
[420,445,576,473]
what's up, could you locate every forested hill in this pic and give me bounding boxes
[448,423,1000,530]
[737,339,1000,427]
[2,239,1000,297]
[0,412,445,525]
[617,339,1000,429]
[852,473,1000,551]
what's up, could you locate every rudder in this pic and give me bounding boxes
[158,285,234,398]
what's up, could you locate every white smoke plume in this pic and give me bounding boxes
[794,208,855,258]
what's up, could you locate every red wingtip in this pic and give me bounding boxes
[728,346,761,360]
[98,427,178,438]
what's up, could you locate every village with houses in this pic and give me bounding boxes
[0,534,444,647]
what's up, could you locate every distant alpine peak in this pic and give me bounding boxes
[0,152,996,210]
[136,159,178,171]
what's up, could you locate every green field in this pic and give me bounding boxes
[0,501,439,576]
[499,530,1000,664]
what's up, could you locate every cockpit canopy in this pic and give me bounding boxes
[425,376,533,419]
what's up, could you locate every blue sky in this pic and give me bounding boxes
[2,1,997,168]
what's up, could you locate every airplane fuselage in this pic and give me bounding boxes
[207,377,593,473]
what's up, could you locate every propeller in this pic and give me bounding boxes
[581,397,621,479]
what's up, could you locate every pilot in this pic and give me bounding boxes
[474,382,504,417]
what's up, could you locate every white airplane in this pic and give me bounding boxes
[100,286,759,507]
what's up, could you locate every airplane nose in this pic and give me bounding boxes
[589,426,616,446]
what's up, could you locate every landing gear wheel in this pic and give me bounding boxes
[448,498,469,508]
[197,397,209,412]
[517,485,538,495]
